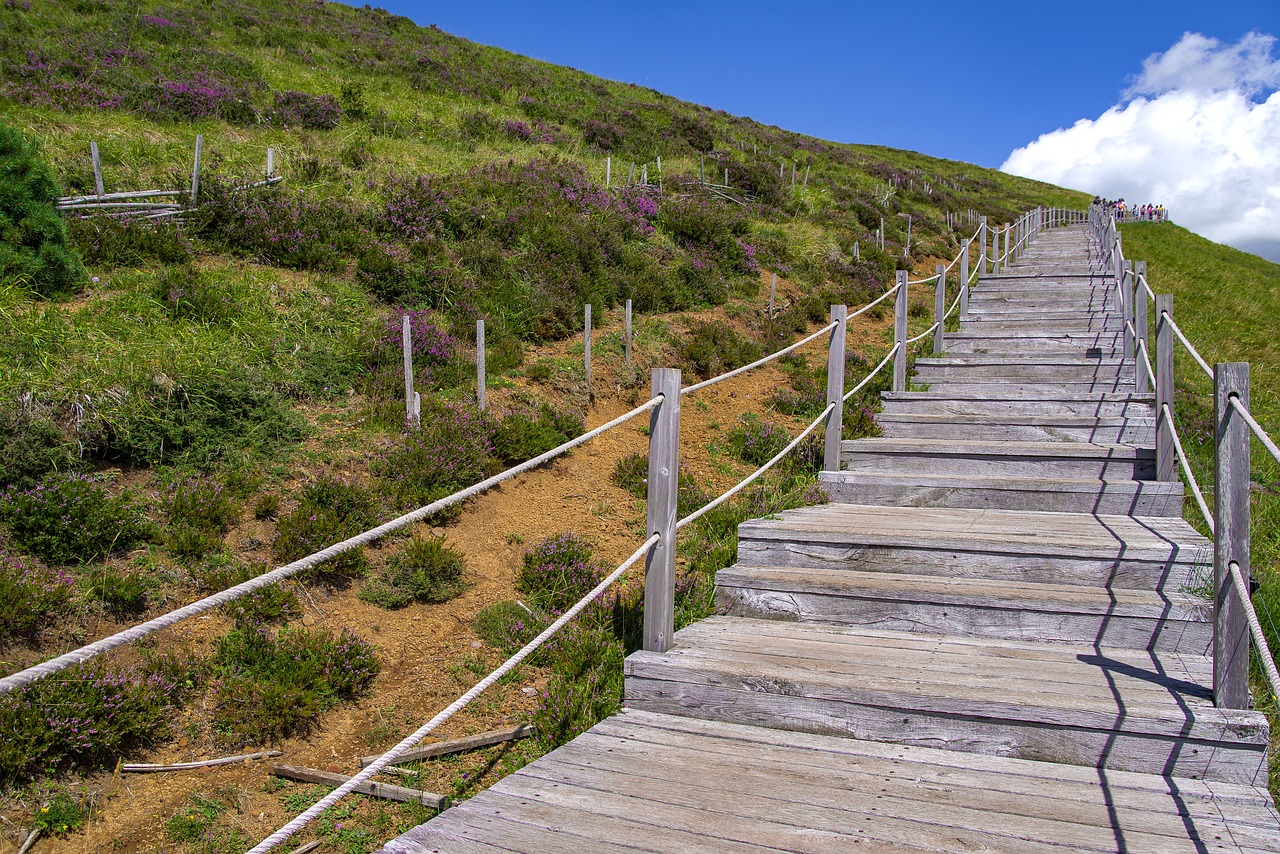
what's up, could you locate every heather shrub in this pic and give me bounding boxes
[83,566,148,616]
[153,264,265,326]
[532,617,623,747]
[0,549,72,643]
[771,355,825,418]
[370,310,468,391]
[676,321,761,379]
[162,475,239,560]
[65,214,192,267]
[359,534,466,608]
[140,74,257,124]
[370,400,494,514]
[197,175,353,270]
[191,558,300,628]
[0,472,149,564]
[726,414,790,466]
[0,658,179,785]
[208,625,379,744]
[473,600,544,654]
[0,405,76,491]
[268,90,342,129]
[273,477,378,580]
[0,121,85,298]
[580,119,622,151]
[489,400,583,466]
[458,109,501,141]
[517,533,602,612]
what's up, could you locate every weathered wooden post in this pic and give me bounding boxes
[824,305,846,472]
[476,319,486,411]
[959,240,970,319]
[893,271,908,392]
[768,273,777,319]
[1154,296,1176,481]
[978,217,988,275]
[624,299,633,367]
[1122,261,1135,362]
[643,368,681,653]
[1002,223,1010,272]
[1213,362,1251,709]
[933,265,946,354]
[606,156,611,188]
[402,315,419,427]
[90,141,104,197]
[1134,261,1149,394]
[189,134,203,206]
[584,304,592,391]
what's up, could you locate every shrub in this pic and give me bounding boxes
[166,795,229,844]
[580,119,622,151]
[31,792,88,836]
[532,619,623,747]
[370,400,494,514]
[0,472,149,564]
[252,493,280,520]
[208,625,379,744]
[517,533,602,612]
[676,321,761,379]
[268,90,342,129]
[197,175,354,271]
[490,400,583,466]
[0,658,179,785]
[64,214,193,267]
[273,477,379,581]
[83,566,148,616]
[0,121,85,298]
[0,549,72,643]
[359,535,466,608]
[162,475,239,560]
[0,405,76,491]
[191,558,300,627]
[726,414,789,466]
[458,109,501,141]
[771,356,825,418]
[141,74,257,124]
[473,600,543,654]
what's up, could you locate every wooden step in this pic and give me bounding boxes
[735,503,1209,590]
[960,318,1123,333]
[912,378,1137,395]
[840,437,1154,480]
[914,357,1134,381]
[624,618,1269,785]
[819,470,1183,516]
[385,710,1280,854]
[875,412,1155,444]
[881,390,1155,418]
[944,335,1124,358]
[715,565,1210,652]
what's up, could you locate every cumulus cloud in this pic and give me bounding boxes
[1003,32,1280,262]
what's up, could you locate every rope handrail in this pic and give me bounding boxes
[1138,271,1156,302]
[1162,402,1215,533]
[1230,560,1280,703]
[1137,337,1156,387]
[248,531,661,854]
[1161,310,1214,380]
[1229,396,1280,469]
[843,343,899,403]
[906,322,940,345]
[944,286,964,320]
[0,395,663,695]
[906,274,936,286]
[847,283,901,322]
[681,320,838,397]
[677,403,834,531]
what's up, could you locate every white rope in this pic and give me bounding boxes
[1139,272,1155,302]
[676,404,833,531]
[844,343,899,403]
[0,396,662,695]
[1230,560,1280,703]
[944,285,964,320]
[906,274,936,286]
[1137,337,1156,387]
[681,320,837,397]
[248,532,660,854]
[1161,311,1214,380]
[847,283,900,321]
[906,322,939,345]
[1162,402,1214,534]
[1229,396,1280,469]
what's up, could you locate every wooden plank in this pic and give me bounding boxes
[359,724,534,767]
[269,764,447,808]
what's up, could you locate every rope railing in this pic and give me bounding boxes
[844,343,899,403]
[1229,396,1280,469]
[247,531,661,854]
[680,320,838,397]
[1231,560,1280,702]
[1160,402,1214,534]
[906,322,940,345]
[847,283,901,322]
[1161,310,1215,380]
[1137,337,1156,388]
[0,395,663,695]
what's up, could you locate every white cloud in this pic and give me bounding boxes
[1003,32,1280,262]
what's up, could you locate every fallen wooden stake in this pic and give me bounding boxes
[270,764,447,809]
[358,724,535,768]
[121,750,281,773]
[16,827,39,854]
[287,841,322,854]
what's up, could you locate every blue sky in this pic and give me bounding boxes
[359,1,1280,258]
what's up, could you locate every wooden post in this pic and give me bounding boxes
[628,162,635,183]
[978,217,988,274]
[804,164,810,187]
[402,315,418,427]
[1002,224,1009,272]
[893,271,908,392]
[1134,261,1149,394]
[700,156,705,184]
[476,319,486,411]
[90,141,104,197]
[933,265,946,354]
[824,305,847,472]
[959,239,970,318]
[1213,362,1251,709]
[724,167,728,187]
[1154,296,1176,481]
[641,165,647,185]
[584,304,592,391]
[1122,261,1135,362]
[189,134,203,206]
[625,299,632,366]
[853,241,859,259]
[643,368,681,653]
[267,146,275,178]
[768,273,776,318]
[606,156,611,188]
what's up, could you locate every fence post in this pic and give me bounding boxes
[476,319,486,411]
[90,141,104,197]
[1134,261,1149,394]
[402,315,419,427]
[824,305,846,472]
[584,304,592,392]
[189,134,203,206]
[267,146,274,178]
[978,217,988,274]
[959,240,970,318]
[1002,223,1010,272]
[893,271,908,392]
[1213,362,1251,709]
[768,273,777,318]
[625,299,633,366]
[644,368,681,653]
[933,265,946,354]
[1122,261,1135,362]
[1155,295,1176,481]
[606,156,611,188]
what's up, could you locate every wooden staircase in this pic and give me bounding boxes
[384,225,1280,852]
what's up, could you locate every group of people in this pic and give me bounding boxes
[1093,197,1168,223]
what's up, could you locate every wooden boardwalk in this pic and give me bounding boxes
[385,227,1280,852]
